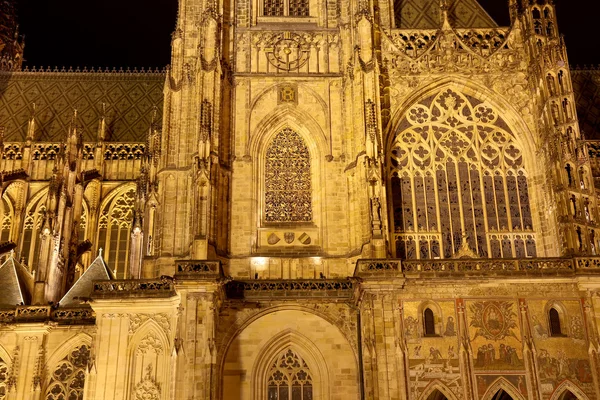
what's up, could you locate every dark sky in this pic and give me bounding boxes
[16,0,600,68]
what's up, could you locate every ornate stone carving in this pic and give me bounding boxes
[136,333,164,355]
[133,365,161,400]
[265,128,312,223]
[129,313,171,336]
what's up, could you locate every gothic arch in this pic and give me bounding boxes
[549,380,589,400]
[44,333,92,400]
[386,79,544,259]
[251,329,329,400]
[217,304,358,367]
[250,105,328,159]
[0,344,12,365]
[96,183,137,278]
[385,78,537,163]
[125,319,172,400]
[45,333,92,371]
[20,187,48,268]
[417,300,443,336]
[419,380,459,400]
[219,307,358,400]
[481,377,526,400]
[544,300,569,336]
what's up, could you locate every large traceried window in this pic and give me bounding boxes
[45,345,89,400]
[265,128,312,223]
[390,89,536,259]
[97,188,135,278]
[0,198,11,243]
[263,0,309,17]
[267,349,313,400]
[21,196,46,269]
[0,357,7,400]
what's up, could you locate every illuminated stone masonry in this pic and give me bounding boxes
[1,0,600,399]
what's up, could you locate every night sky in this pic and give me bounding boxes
[15,0,600,68]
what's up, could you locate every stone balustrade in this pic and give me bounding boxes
[0,306,95,324]
[225,279,356,300]
[354,257,600,277]
[92,277,175,298]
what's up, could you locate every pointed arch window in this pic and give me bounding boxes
[390,89,536,259]
[263,0,309,16]
[549,308,563,337]
[21,197,46,269]
[0,198,11,243]
[0,357,7,400]
[97,188,135,278]
[265,128,312,223]
[427,390,449,400]
[492,390,514,400]
[558,390,579,400]
[423,308,436,336]
[267,349,313,400]
[45,345,89,400]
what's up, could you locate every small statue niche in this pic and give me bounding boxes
[565,164,573,187]
[576,227,583,252]
[570,195,577,218]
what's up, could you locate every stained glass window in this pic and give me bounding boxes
[265,129,312,223]
[45,345,89,400]
[390,89,536,259]
[263,0,309,17]
[97,188,135,278]
[267,349,313,400]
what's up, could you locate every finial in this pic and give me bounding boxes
[98,247,103,258]
[440,0,450,29]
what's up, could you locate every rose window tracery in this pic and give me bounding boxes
[267,349,313,400]
[45,345,90,400]
[265,128,312,223]
[390,89,536,259]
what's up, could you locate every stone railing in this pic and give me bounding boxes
[355,257,600,277]
[0,306,95,324]
[175,260,223,279]
[225,279,356,300]
[92,277,176,298]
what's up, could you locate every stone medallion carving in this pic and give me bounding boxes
[265,32,310,71]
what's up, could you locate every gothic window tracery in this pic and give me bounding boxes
[390,89,536,259]
[45,345,90,400]
[21,196,46,268]
[263,0,309,17]
[265,128,312,223]
[0,199,11,243]
[97,188,135,278]
[0,357,7,400]
[267,349,313,400]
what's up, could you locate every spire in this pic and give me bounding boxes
[26,103,36,143]
[0,0,23,71]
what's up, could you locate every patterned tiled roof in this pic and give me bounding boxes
[572,68,600,140]
[60,253,114,307]
[394,0,497,29]
[0,70,165,142]
[0,255,33,306]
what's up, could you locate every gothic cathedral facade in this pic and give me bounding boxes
[0,0,599,399]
